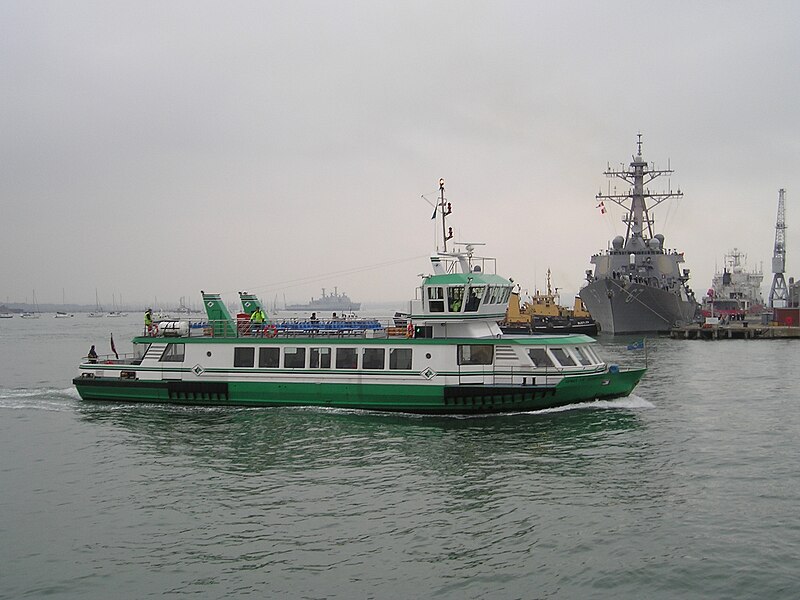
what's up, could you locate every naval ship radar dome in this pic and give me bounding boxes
[649,237,662,250]
[654,233,665,246]
[612,236,624,250]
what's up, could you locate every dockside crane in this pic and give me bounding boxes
[768,188,789,308]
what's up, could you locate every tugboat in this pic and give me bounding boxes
[580,135,698,334]
[73,180,645,413]
[701,248,765,319]
[501,269,598,335]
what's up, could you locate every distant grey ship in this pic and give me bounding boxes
[580,136,698,334]
[286,287,361,312]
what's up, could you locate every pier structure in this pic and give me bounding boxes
[670,323,800,340]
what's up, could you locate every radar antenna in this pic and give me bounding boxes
[768,188,789,308]
[596,134,683,248]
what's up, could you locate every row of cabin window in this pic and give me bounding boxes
[233,346,414,370]
[426,284,512,313]
[156,343,599,370]
[527,345,600,368]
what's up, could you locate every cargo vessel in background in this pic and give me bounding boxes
[701,248,765,319]
[580,136,698,334]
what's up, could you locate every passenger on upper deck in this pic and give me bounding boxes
[250,307,265,336]
[87,345,98,363]
[144,308,155,336]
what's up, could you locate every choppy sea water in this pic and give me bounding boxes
[1,316,799,599]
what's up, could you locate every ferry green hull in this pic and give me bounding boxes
[73,368,645,414]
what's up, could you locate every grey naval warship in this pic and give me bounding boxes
[580,136,698,334]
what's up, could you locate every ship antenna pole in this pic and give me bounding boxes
[439,178,453,252]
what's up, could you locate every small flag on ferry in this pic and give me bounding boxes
[626,339,644,351]
[111,333,119,359]
[596,201,606,214]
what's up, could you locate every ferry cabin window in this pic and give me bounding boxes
[336,347,358,369]
[528,348,554,368]
[362,348,386,370]
[465,285,485,312]
[284,347,306,368]
[259,347,279,368]
[488,286,499,304]
[389,348,412,370]
[457,344,493,365]
[447,286,465,312]
[134,343,150,363]
[573,346,593,366]
[414,325,434,339]
[309,347,331,368]
[427,286,445,312]
[234,347,255,367]
[584,347,602,364]
[160,343,185,362]
[551,348,576,367]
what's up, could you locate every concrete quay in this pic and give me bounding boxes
[670,324,800,340]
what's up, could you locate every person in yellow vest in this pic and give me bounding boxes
[250,307,265,336]
[144,308,155,336]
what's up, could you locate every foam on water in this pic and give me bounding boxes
[0,386,80,411]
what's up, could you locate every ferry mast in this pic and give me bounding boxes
[597,134,683,249]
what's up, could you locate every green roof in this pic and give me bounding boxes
[423,273,511,286]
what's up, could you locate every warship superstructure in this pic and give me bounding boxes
[580,136,698,334]
[286,287,361,312]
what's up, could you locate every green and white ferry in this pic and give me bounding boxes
[74,183,645,414]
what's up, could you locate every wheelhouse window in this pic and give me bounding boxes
[336,348,358,369]
[283,347,306,368]
[551,348,576,367]
[427,286,445,312]
[457,344,493,365]
[465,285,485,312]
[234,347,255,367]
[448,286,465,312]
[389,348,412,370]
[362,348,385,370]
[528,348,554,368]
[259,347,279,368]
[310,347,331,368]
[160,343,185,362]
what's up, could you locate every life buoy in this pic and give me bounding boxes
[264,324,278,338]
[406,322,414,338]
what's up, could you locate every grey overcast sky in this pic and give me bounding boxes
[2,1,799,309]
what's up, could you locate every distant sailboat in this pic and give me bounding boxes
[56,288,74,317]
[107,293,128,317]
[88,289,104,318]
[20,290,41,319]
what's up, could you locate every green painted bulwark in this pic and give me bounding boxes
[73,367,645,414]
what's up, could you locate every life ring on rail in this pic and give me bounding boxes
[406,322,414,338]
[264,324,278,338]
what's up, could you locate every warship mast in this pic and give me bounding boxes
[597,133,683,249]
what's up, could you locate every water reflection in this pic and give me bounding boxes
[77,401,649,479]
